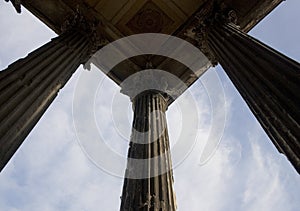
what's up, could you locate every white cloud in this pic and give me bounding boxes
[0,1,299,211]
[0,2,56,70]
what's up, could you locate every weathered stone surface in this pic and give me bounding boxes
[190,8,300,173]
[13,0,283,97]
[120,91,177,211]
[0,20,103,171]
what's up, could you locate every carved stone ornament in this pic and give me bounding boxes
[184,2,239,66]
[126,1,173,34]
[61,6,109,64]
[120,68,184,102]
[4,0,21,13]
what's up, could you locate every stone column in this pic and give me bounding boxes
[0,23,101,171]
[4,0,21,13]
[196,11,300,173]
[120,91,177,211]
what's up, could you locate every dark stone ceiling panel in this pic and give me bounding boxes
[126,1,174,34]
[16,0,283,101]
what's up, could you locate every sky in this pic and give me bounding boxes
[0,1,299,211]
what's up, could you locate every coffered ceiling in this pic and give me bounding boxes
[14,0,283,102]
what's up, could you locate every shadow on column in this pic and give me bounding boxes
[0,31,91,172]
[208,22,300,173]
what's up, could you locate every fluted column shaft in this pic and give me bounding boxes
[207,22,300,173]
[0,30,92,171]
[120,91,177,211]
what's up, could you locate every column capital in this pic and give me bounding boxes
[120,69,183,103]
[185,2,239,66]
[61,7,109,64]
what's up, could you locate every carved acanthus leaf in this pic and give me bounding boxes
[61,6,109,64]
[120,69,184,102]
[184,2,239,66]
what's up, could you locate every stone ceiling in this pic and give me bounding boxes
[20,0,283,36]
[16,0,283,102]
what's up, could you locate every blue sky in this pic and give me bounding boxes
[0,1,299,210]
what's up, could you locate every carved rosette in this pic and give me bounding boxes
[126,1,174,34]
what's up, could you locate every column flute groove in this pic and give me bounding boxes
[120,91,177,211]
[194,9,300,173]
[0,23,103,171]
